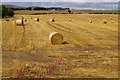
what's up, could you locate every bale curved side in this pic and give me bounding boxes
[49,32,63,45]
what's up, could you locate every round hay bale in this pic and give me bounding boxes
[12,18,14,20]
[94,16,96,20]
[30,17,32,19]
[6,19,9,21]
[111,17,113,20]
[15,19,24,26]
[111,21,114,23]
[69,18,72,21]
[23,19,27,22]
[103,19,107,24]
[34,18,39,21]
[50,19,55,22]
[94,18,97,20]
[89,20,92,23]
[49,32,63,45]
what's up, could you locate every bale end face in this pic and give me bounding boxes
[49,32,63,45]
[15,19,24,26]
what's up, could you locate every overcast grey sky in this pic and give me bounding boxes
[2,0,119,2]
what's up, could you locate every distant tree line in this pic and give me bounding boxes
[9,7,70,11]
[1,5,14,18]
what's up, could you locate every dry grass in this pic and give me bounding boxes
[2,14,118,78]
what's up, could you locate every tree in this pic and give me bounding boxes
[1,5,14,18]
[2,5,8,18]
[68,10,71,14]
[0,5,2,18]
[7,9,14,17]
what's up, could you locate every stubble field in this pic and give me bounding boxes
[2,14,118,78]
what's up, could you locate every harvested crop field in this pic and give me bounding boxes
[2,14,118,78]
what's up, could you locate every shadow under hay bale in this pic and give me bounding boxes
[49,32,63,45]
[62,41,69,45]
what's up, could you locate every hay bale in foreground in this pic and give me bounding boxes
[49,32,63,45]
[15,19,24,26]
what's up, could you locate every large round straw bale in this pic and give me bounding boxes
[30,17,32,18]
[103,19,107,24]
[89,20,92,23]
[34,18,39,21]
[111,21,114,23]
[15,19,24,26]
[6,18,9,21]
[94,16,96,20]
[23,19,27,22]
[49,32,63,45]
[50,19,55,22]
[12,18,14,20]
[111,17,113,20]
[69,18,72,21]
[94,18,97,20]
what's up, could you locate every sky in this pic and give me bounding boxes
[3,2,118,10]
[2,0,119,10]
[2,0,119,2]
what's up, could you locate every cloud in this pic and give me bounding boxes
[2,2,118,10]
[2,0,119,2]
